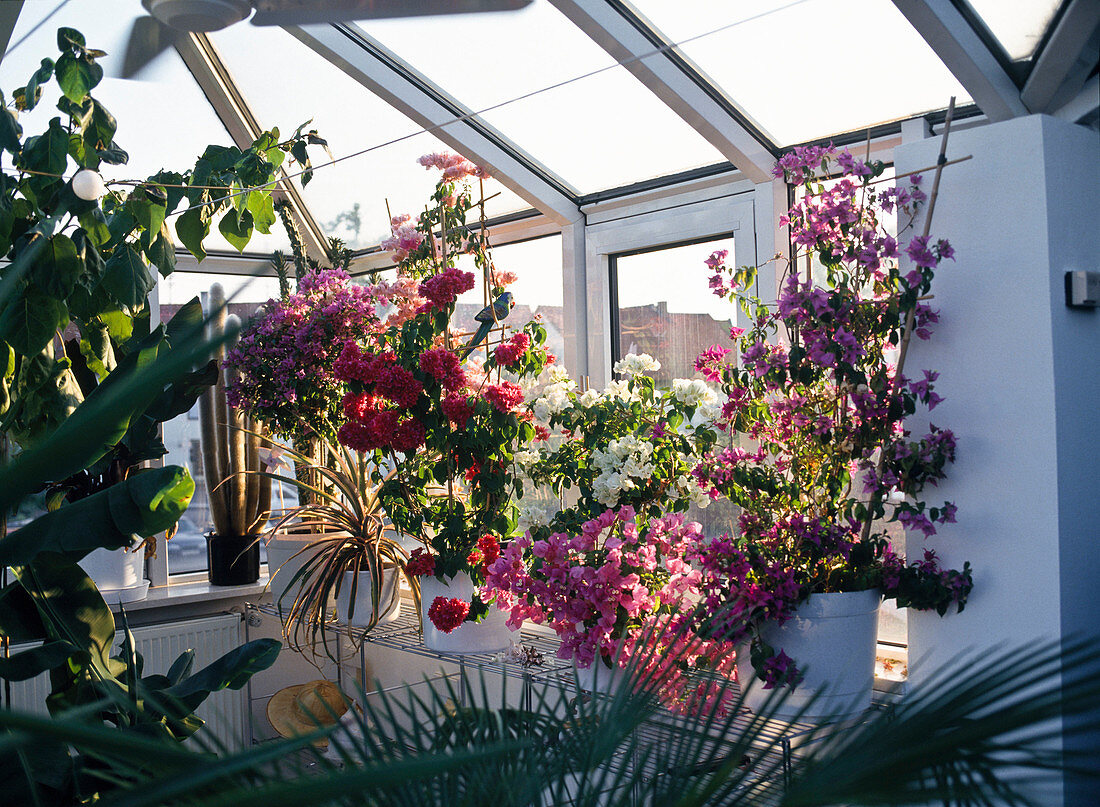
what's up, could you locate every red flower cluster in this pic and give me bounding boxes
[492,331,530,366]
[405,548,436,577]
[442,392,475,426]
[428,596,470,633]
[484,381,524,413]
[335,344,423,408]
[418,267,475,311]
[419,348,467,390]
[467,533,501,570]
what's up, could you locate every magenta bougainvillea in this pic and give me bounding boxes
[690,144,972,686]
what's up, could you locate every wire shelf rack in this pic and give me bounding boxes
[247,598,873,805]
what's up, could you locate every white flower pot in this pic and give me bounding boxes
[266,533,335,614]
[573,658,629,695]
[737,589,881,723]
[419,572,514,654]
[336,568,402,627]
[79,546,149,604]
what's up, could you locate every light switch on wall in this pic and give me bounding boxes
[1065,271,1100,308]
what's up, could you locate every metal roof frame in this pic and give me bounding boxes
[1020,0,1100,113]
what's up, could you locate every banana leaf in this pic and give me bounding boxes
[0,464,194,568]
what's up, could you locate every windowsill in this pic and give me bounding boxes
[105,574,271,616]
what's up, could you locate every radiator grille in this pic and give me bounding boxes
[7,613,246,749]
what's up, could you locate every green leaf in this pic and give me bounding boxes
[78,206,112,248]
[19,118,68,199]
[165,639,281,710]
[175,206,209,261]
[0,90,23,153]
[96,143,128,165]
[145,226,176,277]
[246,191,276,235]
[57,27,86,52]
[21,58,55,113]
[0,285,68,356]
[54,52,103,103]
[99,308,133,342]
[290,140,312,186]
[7,348,84,447]
[218,207,254,252]
[31,233,82,297]
[0,466,194,568]
[102,243,153,311]
[90,99,117,147]
[131,183,168,246]
[0,640,76,682]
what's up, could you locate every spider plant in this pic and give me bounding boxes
[245,435,418,659]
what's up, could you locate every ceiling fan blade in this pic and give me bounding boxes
[121,16,177,79]
[250,0,532,26]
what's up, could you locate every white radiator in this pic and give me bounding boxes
[7,613,247,750]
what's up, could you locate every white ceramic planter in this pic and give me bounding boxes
[737,589,881,723]
[419,572,514,654]
[573,659,629,695]
[266,533,334,614]
[79,546,149,603]
[336,568,402,627]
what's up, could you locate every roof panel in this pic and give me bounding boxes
[964,0,1063,60]
[208,23,533,249]
[631,0,972,146]
[359,2,725,194]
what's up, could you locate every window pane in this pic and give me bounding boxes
[208,24,532,249]
[632,0,970,146]
[363,3,725,193]
[614,238,735,384]
[614,237,739,537]
[159,272,288,575]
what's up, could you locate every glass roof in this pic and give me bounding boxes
[964,0,1063,61]
[209,22,533,248]
[361,2,725,194]
[0,0,1082,254]
[631,0,971,146]
[0,0,290,254]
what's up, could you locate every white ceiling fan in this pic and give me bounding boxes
[123,0,532,77]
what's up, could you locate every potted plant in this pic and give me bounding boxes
[333,153,550,653]
[223,265,418,601]
[484,358,730,704]
[250,436,416,657]
[690,144,973,720]
[198,283,270,585]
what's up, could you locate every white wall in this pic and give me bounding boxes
[897,114,1100,806]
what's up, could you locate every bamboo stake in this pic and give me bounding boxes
[859,97,957,545]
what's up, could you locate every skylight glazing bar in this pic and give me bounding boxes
[286,22,583,225]
[175,32,331,260]
[550,0,777,184]
[1020,0,1100,114]
[892,0,1027,122]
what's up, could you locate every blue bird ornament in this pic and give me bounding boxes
[460,292,515,359]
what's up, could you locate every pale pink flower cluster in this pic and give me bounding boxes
[372,274,425,327]
[380,214,424,262]
[417,151,491,182]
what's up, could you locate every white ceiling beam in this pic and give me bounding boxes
[174,33,331,261]
[549,0,775,185]
[1053,75,1100,125]
[285,23,583,227]
[1021,0,1100,114]
[892,0,1028,122]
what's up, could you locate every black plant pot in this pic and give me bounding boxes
[205,532,260,586]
